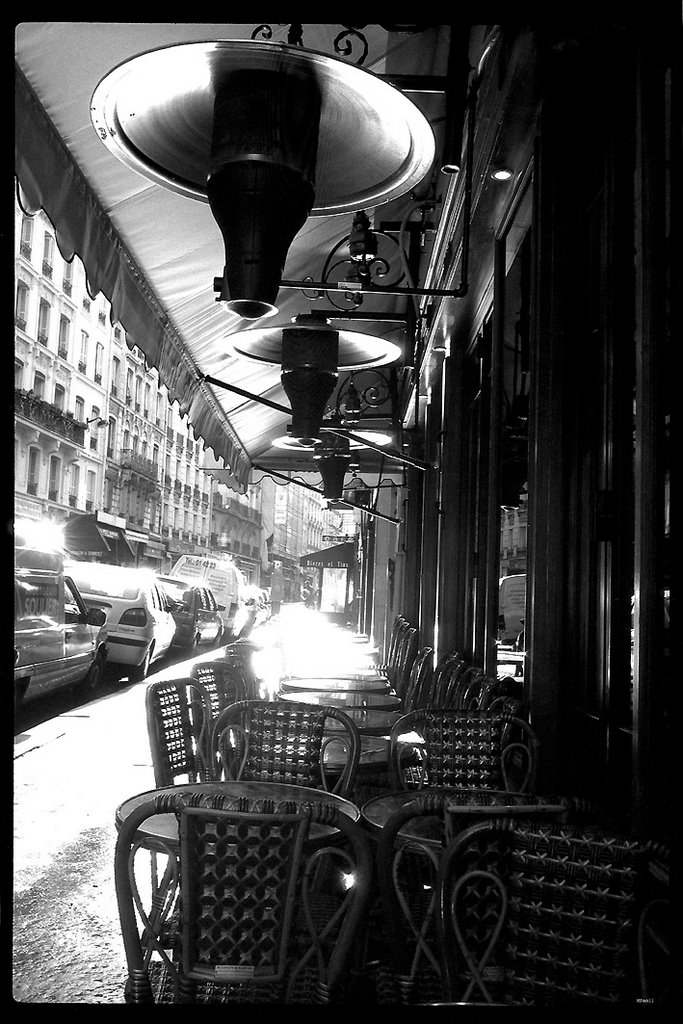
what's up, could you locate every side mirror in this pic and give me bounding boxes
[87,608,106,627]
[217,604,226,611]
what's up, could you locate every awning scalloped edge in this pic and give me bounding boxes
[14,63,251,493]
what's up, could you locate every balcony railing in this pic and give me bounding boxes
[120,449,159,481]
[15,388,85,445]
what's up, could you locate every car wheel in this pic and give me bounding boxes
[130,645,152,683]
[82,651,106,692]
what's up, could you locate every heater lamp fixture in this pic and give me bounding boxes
[91,39,435,318]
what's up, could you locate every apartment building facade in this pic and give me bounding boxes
[14,199,347,585]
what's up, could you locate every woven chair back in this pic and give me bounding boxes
[115,791,374,1003]
[145,677,212,788]
[211,699,361,798]
[389,708,538,793]
[374,791,571,1005]
[402,646,434,712]
[436,819,669,1005]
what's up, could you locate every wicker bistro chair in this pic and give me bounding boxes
[373,790,575,1005]
[210,699,361,800]
[115,790,374,1004]
[402,646,435,713]
[379,615,409,679]
[145,677,214,788]
[388,708,539,794]
[431,650,470,708]
[435,818,671,1006]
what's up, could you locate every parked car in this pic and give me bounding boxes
[14,519,108,710]
[65,561,177,681]
[156,574,224,650]
[167,554,244,635]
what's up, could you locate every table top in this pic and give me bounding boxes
[277,689,402,710]
[324,707,404,735]
[283,667,383,679]
[361,787,568,845]
[280,675,391,693]
[324,735,389,768]
[116,781,360,849]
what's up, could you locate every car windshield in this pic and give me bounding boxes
[67,565,143,600]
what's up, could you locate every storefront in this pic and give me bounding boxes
[63,510,136,564]
[300,541,358,625]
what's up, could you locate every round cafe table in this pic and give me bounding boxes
[361,787,569,847]
[325,706,404,736]
[279,675,391,694]
[278,689,402,710]
[116,780,360,851]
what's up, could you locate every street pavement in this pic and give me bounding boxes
[11,643,232,1004]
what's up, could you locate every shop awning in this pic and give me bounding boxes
[14,23,451,495]
[300,541,356,569]
[63,515,112,558]
[64,513,136,563]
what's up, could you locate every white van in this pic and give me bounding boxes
[14,519,108,709]
[498,573,526,644]
[168,555,244,635]
[66,561,177,681]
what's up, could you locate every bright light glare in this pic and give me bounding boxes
[15,518,65,553]
[342,872,356,891]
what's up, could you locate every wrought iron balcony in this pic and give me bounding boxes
[120,448,158,481]
[14,388,85,445]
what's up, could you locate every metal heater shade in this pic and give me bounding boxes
[90,40,436,213]
[224,315,402,369]
[90,40,435,313]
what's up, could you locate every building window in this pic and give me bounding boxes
[107,418,117,458]
[20,215,33,258]
[69,463,80,506]
[111,356,120,396]
[79,331,89,373]
[86,470,96,511]
[37,298,51,345]
[89,407,100,450]
[58,315,70,358]
[32,371,45,399]
[15,281,29,328]
[27,447,40,495]
[48,454,61,502]
[94,343,104,385]
[15,359,24,389]
[42,233,54,278]
[126,368,134,405]
[54,384,65,411]
[62,260,73,295]
[75,395,85,421]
